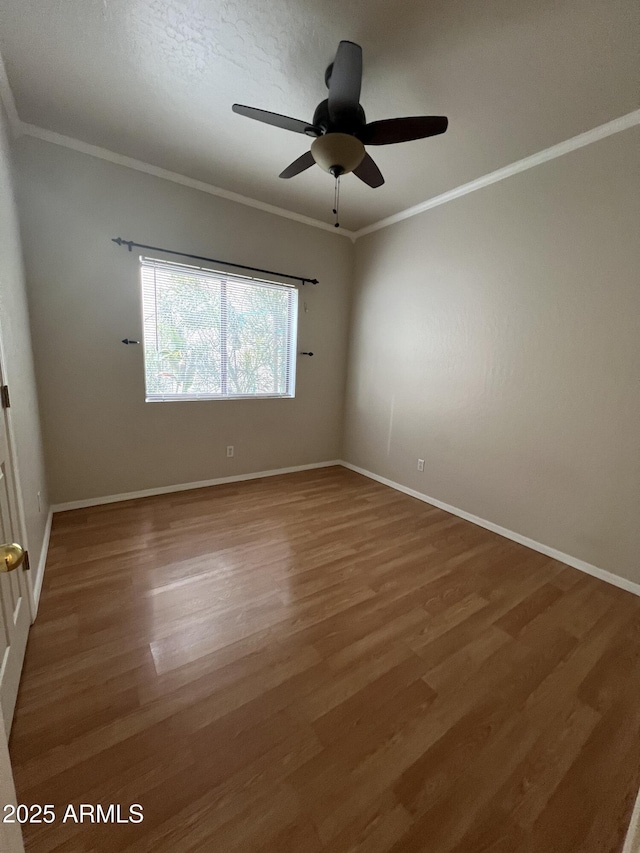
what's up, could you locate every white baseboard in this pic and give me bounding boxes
[623,784,640,853]
[339,460,640,598]
[46,457,640,599]
[31,508,53,615]
[51,460,341,513]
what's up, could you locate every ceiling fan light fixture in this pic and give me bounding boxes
[311,133,365,176]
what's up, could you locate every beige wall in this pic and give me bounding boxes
[0,106,49,579]
[14,137,352,504]
[344,126,640,583]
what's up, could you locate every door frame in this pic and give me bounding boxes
[0,313,36,851]
[0,337,36,623]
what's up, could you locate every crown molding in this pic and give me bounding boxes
[26,108,635,243]
[2,35,638,243]
[0,38,353,238]
[353,109,640,240]
[19,123,356,239]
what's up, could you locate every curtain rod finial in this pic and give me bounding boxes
[112,237,133,251]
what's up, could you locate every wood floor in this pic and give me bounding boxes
[9,466,640,852]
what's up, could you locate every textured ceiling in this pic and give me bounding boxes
[1,0,639,231]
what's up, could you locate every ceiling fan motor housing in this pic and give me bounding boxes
[312,99,366,135]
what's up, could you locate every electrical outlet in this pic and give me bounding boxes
[417,459,425,472]
[226,445,234,458]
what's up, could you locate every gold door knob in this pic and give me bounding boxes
[0,544,25,573]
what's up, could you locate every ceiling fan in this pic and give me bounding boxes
[232,40,448,190]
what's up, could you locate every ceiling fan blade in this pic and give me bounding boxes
[362,116,448,145]
[232,104,320,136]
[328,41,362,124]
[353,152,384,188]
[279,150,316,179]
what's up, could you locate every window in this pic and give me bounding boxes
[141,257,298,401]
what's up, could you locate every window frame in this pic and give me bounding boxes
[140,256,299,403]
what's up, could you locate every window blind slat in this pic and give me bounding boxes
[140,258,298,401]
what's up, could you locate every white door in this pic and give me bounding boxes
[0,387,31,732]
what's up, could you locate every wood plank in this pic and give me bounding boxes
[7,466,640,852]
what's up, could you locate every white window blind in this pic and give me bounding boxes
[141,257,298,401]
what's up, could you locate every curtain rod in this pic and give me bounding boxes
[111,237,319,285]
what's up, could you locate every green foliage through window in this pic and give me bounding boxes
[141,258,298,400]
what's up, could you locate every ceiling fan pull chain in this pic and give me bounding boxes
[333,175,341,228]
